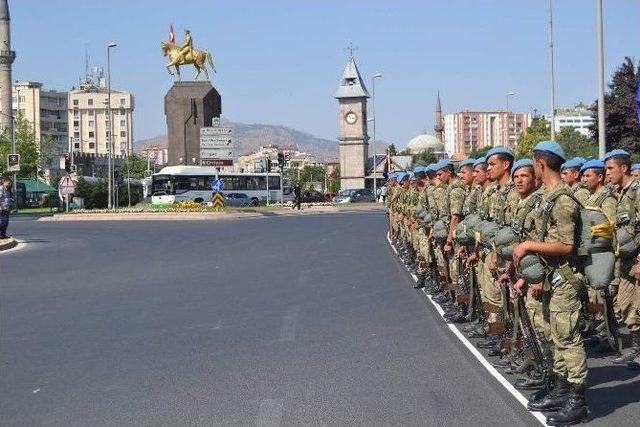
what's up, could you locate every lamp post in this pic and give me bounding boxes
[506,91,516,147]
[596,0,606,158]
[549,0,557,140]
[107,42,117,209]
[371,73,382,202]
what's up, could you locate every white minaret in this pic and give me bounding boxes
[0,0,15,136]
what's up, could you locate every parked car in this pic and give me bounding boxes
[333,188,376,203]
[151,191,175,206]
[300,190,324,203]
[224,193,255,207]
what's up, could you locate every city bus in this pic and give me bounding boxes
[151,166,282,206]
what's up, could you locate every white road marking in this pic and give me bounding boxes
[387,234,547,427]
[279,306,300,342]
[257,398,284,427]
[32,388,40,394]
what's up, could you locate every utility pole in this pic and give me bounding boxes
[107,42,117,209]
[596,0,606,158]
[549,0,557,140]
[371,74,382,201]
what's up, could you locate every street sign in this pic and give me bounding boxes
[59,175,76,196]
[7,153,19,172]
[210,179,224,191]
[200,148,233,159]
[212,192,225,210]
[200,127,234,148]
[201,159,233,167]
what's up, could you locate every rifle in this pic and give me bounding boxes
[599,288,623,354]
[517,295,549,385]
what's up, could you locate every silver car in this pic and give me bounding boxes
[224,193,253,207]
[333,188,376,203]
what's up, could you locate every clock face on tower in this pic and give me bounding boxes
[345,111,358,125]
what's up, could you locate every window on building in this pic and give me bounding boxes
[89,131,95,138]
[89,120,95,127]
[120,98,126,105]
[120,119,126,127]
[106,131,110,137]
[73,99,79,106]
[120,131,126,137]
[73,131,79,138]
[120,109,126,115]
[74,142,80,149]
[73,120,79,127]
[89,142,95,149]
[88,98,93,106]
[88,110,94,116]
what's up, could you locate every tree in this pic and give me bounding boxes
[0,112,53,179]
[388,144,397,156]
[556,127,597,159]
[589,56,640,152]
[284,165,327,191]
[328,164,340,194]
[413,150,437,165]
[119,153,157,180]
[468,146,492,159]
[515,116,551,158]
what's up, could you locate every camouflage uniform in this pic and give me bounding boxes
[571,182,591,207]
[534,182,586,385]
[477,182,499,322]
[433,181,450,281]
[447,178,467,290]
[612,179,640,338]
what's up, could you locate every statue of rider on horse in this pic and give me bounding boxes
[161,27,216,81]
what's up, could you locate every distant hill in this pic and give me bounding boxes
[134,121,389,161]
[135,121,340,161]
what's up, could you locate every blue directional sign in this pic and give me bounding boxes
[211,179,224,192]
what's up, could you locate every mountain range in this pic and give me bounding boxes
[134,121,341,161]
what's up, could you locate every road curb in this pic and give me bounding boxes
[39,205,386,221]
[0,237,17,251]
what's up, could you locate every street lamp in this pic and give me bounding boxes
[596,0,606,158]
[107,42,117,209]
[548,0,557,140]
[506,91,516,147]
[371,73,382,202]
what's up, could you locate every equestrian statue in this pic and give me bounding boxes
[161,29,216,81]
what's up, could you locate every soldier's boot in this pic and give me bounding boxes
[444,305,468,323]
[477,333,500,348]
[627,353,640,370]
[612,334,640,365]
[527,377,569,412]
[467,324,488,339]
[546,384,589,426]
[462,318,482,332]
[414,272,425,289]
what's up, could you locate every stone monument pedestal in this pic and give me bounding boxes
[165,81,222,166]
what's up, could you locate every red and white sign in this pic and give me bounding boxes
[59,175,76,196]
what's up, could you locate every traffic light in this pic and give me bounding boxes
[64,153,71,173]
[277,152,285,169]
[266,159,272,173]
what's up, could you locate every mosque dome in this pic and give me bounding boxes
[406,133,444,154]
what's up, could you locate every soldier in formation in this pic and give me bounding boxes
[386,141,640,426]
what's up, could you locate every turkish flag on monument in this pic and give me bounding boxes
[168,24,175,43]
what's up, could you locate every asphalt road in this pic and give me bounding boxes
[0,212,632,426]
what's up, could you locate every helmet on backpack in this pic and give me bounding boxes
[517,253,546,284]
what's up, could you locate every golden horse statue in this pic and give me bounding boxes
[161,41,216,81]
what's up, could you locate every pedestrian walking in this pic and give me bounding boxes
[380,184,387,204]
[0,177,14,239]
[293,184,301,211]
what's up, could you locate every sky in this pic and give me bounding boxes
[10,0,640,148]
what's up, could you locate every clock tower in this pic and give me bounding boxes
[335,54,369,190]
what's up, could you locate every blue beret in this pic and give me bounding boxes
[604,149,631,161]
[459,158,476,169]
[631,163,640,171]
[511,158,533,176]
[473,157,487,168]
[408,172,416,180]
[434,159,453,171]
[413,166,427,174]
[397,172,408,182]
[533,140,566,162]
[580,159,605,173]
[486,146,514,160]
[561,157,586,171]
[387,172,397,181]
